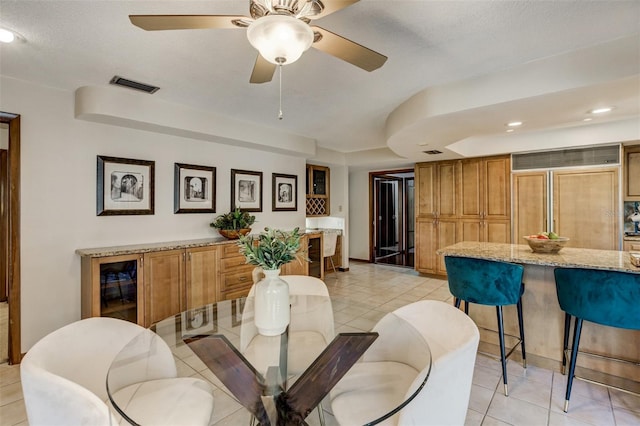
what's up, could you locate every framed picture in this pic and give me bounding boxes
[97,155,154,216]
[272,173,297,211]
[174,163,216,214]
[231,169,263,212]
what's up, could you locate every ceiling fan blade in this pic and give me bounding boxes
[250,54,277,84]
[311,26,387,72]
[129,15,249,31]
[308,0,360,20]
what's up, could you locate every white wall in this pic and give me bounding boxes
[348,169,371,261]
[0,76,308,351]
[0,124,7,149]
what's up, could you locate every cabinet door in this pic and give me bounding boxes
[438,161,457,218]
[416,218,437,274]
[460,158,482,218]
[513,172,548,243]
[144,249,185,326]
[483,156,511,220]
[553,167,619,250]
[415,163,436,218]
[484,220,511,243]
[186,246,219,310]
[282,235,310,276]
[82,253,143,325]
[625,146,640,200]
[459,218,482,242]
[436,219,458,275]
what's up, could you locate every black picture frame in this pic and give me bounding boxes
[231,169,263,212]
[174,163,216,214]
[97,155,155,216]
[272,173,297,211]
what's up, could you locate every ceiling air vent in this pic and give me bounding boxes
[109,76,159,94]
[423,150,443,155]
[512,144,620,170]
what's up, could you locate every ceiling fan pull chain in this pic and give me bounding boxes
[278,63,283,120]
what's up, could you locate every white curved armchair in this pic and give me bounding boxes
[330,300,480,425]
[21,317,214,426]
[241,274,334,377]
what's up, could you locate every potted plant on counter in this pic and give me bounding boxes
[210,207,256,239]
[237,227,303,336]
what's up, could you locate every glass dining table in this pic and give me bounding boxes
[106,289,432,425]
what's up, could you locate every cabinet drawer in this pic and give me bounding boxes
[624,241,640,251]
[221,256,252,270]
[220,269,253,292]
[221,244,242,258]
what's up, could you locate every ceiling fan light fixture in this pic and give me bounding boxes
[247,14,313,65]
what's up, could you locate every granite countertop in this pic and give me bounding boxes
[77,229,323,258]
[76,237,232,257]
[437,242,639,273]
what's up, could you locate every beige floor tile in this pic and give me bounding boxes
[548,410,597,426]
[0,398,27,426]
[487,392,549,425]
[550,386,615,426]
[465,409,485,426]
[613,406,640,426]
[507,375,552,409]
[610,388,640,413]
[469,383,495,414]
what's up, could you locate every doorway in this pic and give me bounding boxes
[1,112,21,365]
[370,170,415,267]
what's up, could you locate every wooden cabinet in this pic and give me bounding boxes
[80,237,312,324]
[553,167,619,250]
[185,246,219,310]
[145,246,221,326]
[459,156,511,242]
[513,167,619,250]
[625,145,640,200]
[219,243,254,301]
[415,161,459,275]
[306,164,330,216]
[144,249,185,326]
[415,155,511,275]
[512,171,548,244]
[81,253,144,325]
[281,234,310,276]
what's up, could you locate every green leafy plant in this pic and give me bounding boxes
[210,207,256,230]
[237,227,304,270]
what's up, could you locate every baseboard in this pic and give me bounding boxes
[348,258,370,263]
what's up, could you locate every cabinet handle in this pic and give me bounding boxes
[239,277,247,282]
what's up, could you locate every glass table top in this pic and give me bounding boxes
[107,293,431,425]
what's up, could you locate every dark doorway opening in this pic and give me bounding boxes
[370,170,414,268]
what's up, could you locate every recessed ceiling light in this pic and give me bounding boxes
[506,129,515,133]
[506,121,523,127]
[583,117,593,122]
[418,142,429,146]
[590,107,613,114]
[0,28,15,43]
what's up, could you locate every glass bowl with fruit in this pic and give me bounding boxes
[523,232,570,253]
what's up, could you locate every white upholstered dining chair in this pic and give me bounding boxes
[21,317,215,426]
[241,273,334,376]
[330,300,480,425]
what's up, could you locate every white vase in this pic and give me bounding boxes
[254,268,290,336]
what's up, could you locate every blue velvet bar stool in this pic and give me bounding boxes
[554,267,640,412]
[444,256,526,396]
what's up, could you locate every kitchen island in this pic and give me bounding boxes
[437,242,640,382]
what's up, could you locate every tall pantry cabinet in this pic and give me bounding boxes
[415,155,511,275]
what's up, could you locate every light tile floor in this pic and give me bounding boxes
[2,262,639,425]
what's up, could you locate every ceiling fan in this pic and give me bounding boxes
[129,0,387,84]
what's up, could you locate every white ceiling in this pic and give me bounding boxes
[1,0,639,167]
